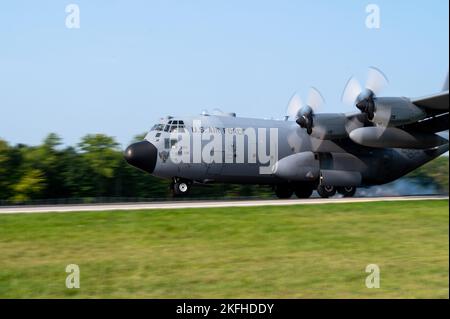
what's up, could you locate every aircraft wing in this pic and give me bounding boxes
[403,90,449,133]
[411,90,449,112]
[402,112,449,134]
[311,72,449,147]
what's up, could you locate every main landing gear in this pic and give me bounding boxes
[317,185,336,198]
[274,184,314,199]
[336,186,357,198]
[274,185,293,199]
[274,184,357,199]
[317,185,357,198]
[294,187,314,199]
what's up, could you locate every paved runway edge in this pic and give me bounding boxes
[0,196,448,214]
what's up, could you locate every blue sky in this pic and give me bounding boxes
[0,0,448,147]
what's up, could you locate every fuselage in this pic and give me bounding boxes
[126,113,448,187]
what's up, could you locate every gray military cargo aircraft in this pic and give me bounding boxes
[125,68,449,198]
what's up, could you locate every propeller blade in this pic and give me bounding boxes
[286,92,304,119]
[342,76,363,106]
[307,87,325,111]
[370,105,392,139]
[345,114,365,135]
[373,103,392,125]
[310,124,328,140]
[366,67,389,96]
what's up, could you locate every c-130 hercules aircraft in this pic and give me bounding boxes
[125,68,449,198]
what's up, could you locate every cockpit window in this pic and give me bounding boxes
[165,120,185,133]
[152,120,186,133]
[151,124,164,131]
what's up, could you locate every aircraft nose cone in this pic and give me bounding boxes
[124,141,157,173]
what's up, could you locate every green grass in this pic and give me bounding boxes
[0,200,448,298]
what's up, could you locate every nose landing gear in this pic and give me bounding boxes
[171,178,191,196]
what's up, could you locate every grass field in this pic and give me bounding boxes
[0,200,448,298]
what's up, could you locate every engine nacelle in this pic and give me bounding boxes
[372,97,427,127]
[310,113,348,140]
[349,127,448,149]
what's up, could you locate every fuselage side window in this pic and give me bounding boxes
[164,138,178,149]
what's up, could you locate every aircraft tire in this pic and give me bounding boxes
[294,188,313,199]
[337,186,357,197]
[173,181,190,196]
[275,185,293,199]
[317,185,336,198]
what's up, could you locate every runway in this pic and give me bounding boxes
[0,195,447,214]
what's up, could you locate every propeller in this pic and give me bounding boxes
[286,87,325,135]
[342,67,393,140]
[341,67,389,120]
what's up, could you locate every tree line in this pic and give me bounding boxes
[0,133,448,204]
[0,133,272,203]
